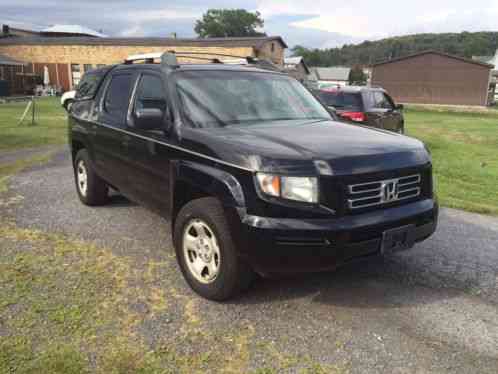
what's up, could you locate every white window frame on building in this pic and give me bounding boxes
[71,63,81,87]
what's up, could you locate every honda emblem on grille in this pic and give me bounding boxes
[381,180,398,203]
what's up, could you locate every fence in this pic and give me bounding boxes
[0,96,37,126]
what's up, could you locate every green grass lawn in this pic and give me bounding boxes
[0,97,67,151]
[405,107,498,216]
[0,97,67,190]
[0,224,338,373]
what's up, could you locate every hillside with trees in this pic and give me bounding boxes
[292,32,498,66]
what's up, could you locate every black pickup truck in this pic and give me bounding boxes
[68,54,438,301]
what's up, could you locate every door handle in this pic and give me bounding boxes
[122,134,132,147]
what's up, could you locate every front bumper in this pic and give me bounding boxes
[235,198,438,275]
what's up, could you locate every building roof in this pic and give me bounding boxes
[473,49,498,68]
[284,56,310,74]
[373,50,494,69]
[0,53,25,66]
[473,55,494,64]
[312,67,351,81]
[284,56,303,65]
[41,24,107,37]
[0,35,288,49]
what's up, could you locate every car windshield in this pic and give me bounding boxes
[316,90,363,111]
[175,70,331,128]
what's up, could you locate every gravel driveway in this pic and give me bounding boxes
[3,148,498,373]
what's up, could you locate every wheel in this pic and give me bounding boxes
[74,149,109,206]
[174,197,254,301]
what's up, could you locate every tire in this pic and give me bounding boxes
[74,149,109,206]
[174,197,254,301]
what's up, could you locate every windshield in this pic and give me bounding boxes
[316,90,363,111]
[175,70,331,128]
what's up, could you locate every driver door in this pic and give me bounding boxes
[124,72,172,213]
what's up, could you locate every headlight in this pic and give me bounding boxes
[256,173,318,203]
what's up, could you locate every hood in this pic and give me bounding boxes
[181,119,430,175]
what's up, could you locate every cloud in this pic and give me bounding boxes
[1,0,498,48]
[258,0,498,40]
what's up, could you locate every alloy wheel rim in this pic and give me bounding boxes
[182,219,221,284]
[77,160,88,197]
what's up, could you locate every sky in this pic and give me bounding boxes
[2,0,498,49]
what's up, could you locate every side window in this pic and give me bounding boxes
[104,74,134,125]
[134,74,167,113]
[382,93,395,110]
[373,91,394,110]
[363,91,376,109]
[75,71,103,99]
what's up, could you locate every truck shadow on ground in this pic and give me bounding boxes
[108,192,138,207]
[233,259,460,310]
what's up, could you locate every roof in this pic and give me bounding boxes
[284,56,303,65]
[473,55,494,64]
[0,53,25,66]
[0,35,287,49]
[473,49,498,68]
[41,24,107,37]
[283,56,310,74]
[333,85,385,93]
[0,21,43,33]
[373,50,494,69]
[312,67,351,81]
[112,63,283,76]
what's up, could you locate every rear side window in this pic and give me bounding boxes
[104,74,134,124]
[364,91,394,110]
[316,91,362,111]
[75,69,108,100]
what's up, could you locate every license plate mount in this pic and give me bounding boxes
[381,224,416,254]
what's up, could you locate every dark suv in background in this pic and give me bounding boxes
[315,86,405,133]
[68,53,437,301]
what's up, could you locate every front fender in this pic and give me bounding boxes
[172,160,246,209]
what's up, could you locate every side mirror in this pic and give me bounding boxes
[135,108,164,130]
[395,104,404,110]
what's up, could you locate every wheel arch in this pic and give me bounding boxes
[170,160,246,226]
[71,139,86,163]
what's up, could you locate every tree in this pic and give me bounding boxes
[348,65,367,85]
[194,9,264,38]
[289,32,498,67]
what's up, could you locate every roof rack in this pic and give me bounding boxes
[123,51,282,72]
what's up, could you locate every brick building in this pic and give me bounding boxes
[0,35,287,93]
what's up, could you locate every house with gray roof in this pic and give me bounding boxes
[283,56,310,82]
[310,66,351,88]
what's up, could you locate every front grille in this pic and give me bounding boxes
[348,174,421,210]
